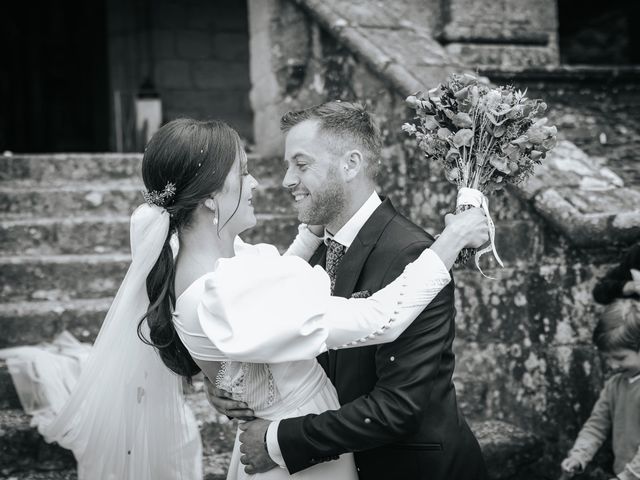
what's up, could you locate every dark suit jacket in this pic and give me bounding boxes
[278,198,487,480]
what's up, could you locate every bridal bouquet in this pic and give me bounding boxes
[403,73,557,273]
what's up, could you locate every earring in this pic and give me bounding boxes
[204,199,219,226]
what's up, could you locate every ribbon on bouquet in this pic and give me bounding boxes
[456,187,504,279]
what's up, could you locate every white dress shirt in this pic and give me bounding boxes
[266,190,381,467]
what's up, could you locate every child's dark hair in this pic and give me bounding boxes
[137,118,242,379]
[593,299,640,352]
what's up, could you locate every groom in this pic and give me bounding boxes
[209,101,487,479]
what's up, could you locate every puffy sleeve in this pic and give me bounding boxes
[197,248,450,363]
[283,224,324,260]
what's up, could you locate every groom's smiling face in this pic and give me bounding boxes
[282,120,347,227]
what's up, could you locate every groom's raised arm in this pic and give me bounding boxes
[276,240,455,474]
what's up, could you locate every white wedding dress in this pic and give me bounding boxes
[173,229,451,479]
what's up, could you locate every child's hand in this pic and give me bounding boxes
[622,269,640,296]
[561,457,581,475]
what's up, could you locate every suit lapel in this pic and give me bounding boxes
[309,243,327,267]
[329,199,396,383]
[332,198,397,298]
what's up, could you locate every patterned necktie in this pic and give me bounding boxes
[326,239,346,294]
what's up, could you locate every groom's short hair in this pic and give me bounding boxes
[280,101,382,179]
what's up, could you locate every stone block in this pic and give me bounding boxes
[150,0,186,29]
[518,140,624,200]
[445,43,558,69]
[209,2,250,32]
[442,0,557,44]
[492,219,544,265]
[0,178,288,219]
[176,31,214,60]
[0,360,19,409]
[471,420,543,479]
[2,469,77,479]
[0,255,129,303]
[0,182,143,219]
[454,341,605,438]
[192,61,250,89]
[151,29,176,59]
[0,298,110,349]
[532,186,640,247]
[252,104,288,157]
[0,384,235,478]
[0,216,131,256]
[155,60,192,89]
[0,154,142,184]
[301,0,400,29]
[0,409,75,473]
[211,33,250,62]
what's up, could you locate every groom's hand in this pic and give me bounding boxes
[238,419,278,474]
[203,377,255,420]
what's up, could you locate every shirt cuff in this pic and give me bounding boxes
[266,420,286,468]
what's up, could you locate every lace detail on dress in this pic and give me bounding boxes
[215,361,279,411]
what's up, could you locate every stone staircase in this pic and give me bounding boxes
[0,152,298,479]
[0,153,540,478]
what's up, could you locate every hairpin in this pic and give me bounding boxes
[142,182,177,207]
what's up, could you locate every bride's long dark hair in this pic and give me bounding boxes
[137,118,242,378]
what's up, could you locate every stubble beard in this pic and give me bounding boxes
[296,174,346,228]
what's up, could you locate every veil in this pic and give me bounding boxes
[39,204,203,479]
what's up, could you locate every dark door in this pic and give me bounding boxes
[1,0,109,152]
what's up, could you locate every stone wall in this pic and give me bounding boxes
[248,1,639,476]
[440,0,560,68]
[107,0,253,146]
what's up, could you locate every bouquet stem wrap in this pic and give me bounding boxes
[456,187,503,277]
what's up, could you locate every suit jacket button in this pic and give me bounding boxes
[364,417,371,424]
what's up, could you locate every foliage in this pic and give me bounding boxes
[403,73,557,194]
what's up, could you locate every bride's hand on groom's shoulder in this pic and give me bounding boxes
[204,376,255,420]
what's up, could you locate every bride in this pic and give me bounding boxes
[35,118,488,479]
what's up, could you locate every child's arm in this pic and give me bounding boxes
[618,445,640,480]
[564,382,614,472]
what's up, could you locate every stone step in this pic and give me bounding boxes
[470,420,542,479]
[1,469,77,479]
[0,178,295,219]
[0,382,236,478]
[0,153,281,186]
[0,397,538,479]
[0,255,130,303]
[0,213,300,256]
[0,409,76,474]
[0,360,19,409]
[0,299,112,349]
[0,348,539,479]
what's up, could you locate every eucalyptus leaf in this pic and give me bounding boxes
[452,113,473,128]
[437,128,452,140]
[423,115,439,130]
[453,129,473,147]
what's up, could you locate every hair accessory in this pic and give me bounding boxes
[142,182,176,207]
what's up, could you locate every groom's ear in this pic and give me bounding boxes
[343,150,364,181]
